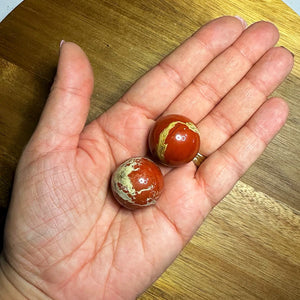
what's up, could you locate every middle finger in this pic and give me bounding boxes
[163,21,279,121]
[198,46,294,155]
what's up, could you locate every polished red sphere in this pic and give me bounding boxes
[148,114,200,167]
[111,157,164,210]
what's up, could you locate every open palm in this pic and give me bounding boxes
[1,17,293,299]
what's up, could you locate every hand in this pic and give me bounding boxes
[0,17,293,299]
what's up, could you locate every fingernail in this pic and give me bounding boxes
[60,40,65,48]
[234,16,247,28]
[280,46,294,57]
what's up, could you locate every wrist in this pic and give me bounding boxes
[0,254,51,300]
[0,255,25,300]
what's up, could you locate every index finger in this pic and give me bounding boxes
[120,16,246,119]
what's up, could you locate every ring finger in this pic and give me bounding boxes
[198,46,293,156]
[163,21,279,121]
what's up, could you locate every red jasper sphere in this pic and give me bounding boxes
[148,114,200,167]
[111,157,164,210]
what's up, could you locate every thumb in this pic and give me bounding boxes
[29,41,94,154]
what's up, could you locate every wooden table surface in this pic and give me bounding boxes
[0,0,299,299]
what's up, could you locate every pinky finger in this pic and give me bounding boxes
[196,97,289,208]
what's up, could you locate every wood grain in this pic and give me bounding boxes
[141,181,300,299]
[0,0,299,298]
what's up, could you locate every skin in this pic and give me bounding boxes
[0,16,294,299]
